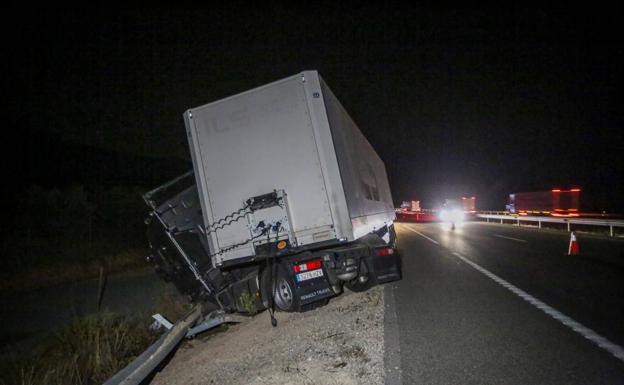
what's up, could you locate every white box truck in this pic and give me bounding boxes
[144,71,400,314]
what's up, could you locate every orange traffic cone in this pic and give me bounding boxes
[568,232,580,255]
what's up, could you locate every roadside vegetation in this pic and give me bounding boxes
[0,185,149,292]
[0,177,198,384]
[0,313,155,385]
[0,289,192,385]
[239,290,259,316]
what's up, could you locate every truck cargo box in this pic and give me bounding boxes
[184,71,394,267]
[507,189,580,216]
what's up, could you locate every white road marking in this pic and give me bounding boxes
[493,234,527,243]
[451,251,624,363]
[405,227,439,245]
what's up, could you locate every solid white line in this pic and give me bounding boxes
[405,227,440,245]
[451,251,624,363]
[493,234,527,243]
[384,285,403,385]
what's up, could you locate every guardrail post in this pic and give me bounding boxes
[486,217,489,223]
[516,219,520,226]
[500,218,503,224]
[567,222,570,232]
[538,221,541,229]
[611,226,614,237]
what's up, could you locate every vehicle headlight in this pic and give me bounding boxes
[450,209,464,222]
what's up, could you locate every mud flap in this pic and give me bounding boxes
[287,253,335,309]
[364,251,402,285]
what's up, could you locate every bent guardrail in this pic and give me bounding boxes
[103,306,250,385]
[103,306,202,385]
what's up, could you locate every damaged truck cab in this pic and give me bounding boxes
[144,71,401,313]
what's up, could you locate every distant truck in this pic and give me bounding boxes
[400,200,421,212]
[442,197,476,213]
[143,71,400,314]
[461,197,476,213]
[506,189,580,216]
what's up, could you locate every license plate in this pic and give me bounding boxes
[296,269,324,282]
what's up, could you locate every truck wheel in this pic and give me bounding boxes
[261,264,299,312]
[345,275,374,292]
[344,261,374,292]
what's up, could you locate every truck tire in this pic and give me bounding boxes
[344,261,374,292]
[344,275,374,292]
[260,264,300,312]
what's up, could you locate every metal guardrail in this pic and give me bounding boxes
[477,211,509,215]
[103,306,202,385]
[477,214,624,237]
[103,306,249,385]
[186,311,249,338]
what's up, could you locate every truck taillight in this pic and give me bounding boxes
[293,260,322,273]
[375,247,394,256]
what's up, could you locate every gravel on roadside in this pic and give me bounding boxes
[151,286,385,385]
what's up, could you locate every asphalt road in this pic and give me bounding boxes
[388,221,624,385]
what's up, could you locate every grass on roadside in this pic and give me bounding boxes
[0,286,194,385]
[0,312,156,385]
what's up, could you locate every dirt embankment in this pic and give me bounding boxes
[152,286,385,385]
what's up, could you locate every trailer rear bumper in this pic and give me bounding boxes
[279,238,401,310]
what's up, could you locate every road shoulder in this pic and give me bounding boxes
[151,286,386,385]
[384,283,402,385]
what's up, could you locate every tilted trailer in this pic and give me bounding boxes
[144,71,401,314]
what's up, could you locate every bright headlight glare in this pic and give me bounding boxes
[450,209,464,222]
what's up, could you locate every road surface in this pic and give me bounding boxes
[387,221,624,384]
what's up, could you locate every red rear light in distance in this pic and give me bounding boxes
[375,247,394,257]
[293,260,322,273]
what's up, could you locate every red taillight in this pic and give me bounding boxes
[375,247,394,256]
[293,260,322,273]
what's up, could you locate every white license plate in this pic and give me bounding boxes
[296,269,324,282]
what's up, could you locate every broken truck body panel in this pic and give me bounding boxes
[184,71,394,267]
[144,71,400,313]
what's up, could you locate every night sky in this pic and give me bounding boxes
[7,6,624,212]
